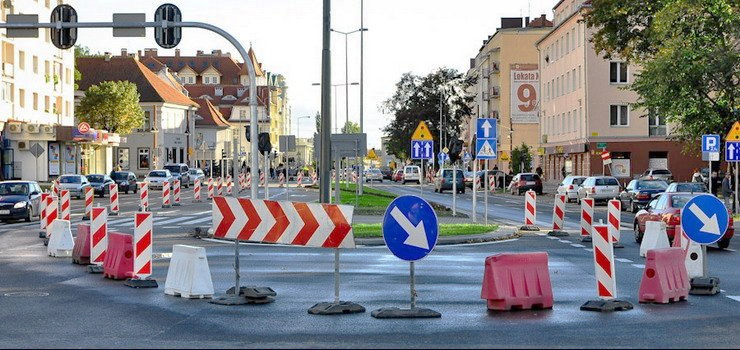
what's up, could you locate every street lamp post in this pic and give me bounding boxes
[312,82,359,133]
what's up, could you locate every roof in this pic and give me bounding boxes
[184,85,270,109]
[238,47,266,77]
[193,98,230,128]
[143,52,247,85]
[76,57,199,108]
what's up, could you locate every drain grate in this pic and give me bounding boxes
[3,291,49,297]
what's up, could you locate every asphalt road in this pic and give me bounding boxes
[0,182,738,348]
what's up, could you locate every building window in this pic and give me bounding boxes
[44,60,50,78]
[610,62,628,83]
[139,111,151,132]
[610,105,629,126]
[567,111,571,133]
[578,23,582,47]
[578,66,582,89]
[649,112,667,136]
[572,69,576,91]
[18,88,24,108]
[65,68,71,84]
[18,51,25,70]
[44,95,49,112]
[572,109,577,133]
[138,148,150,169]
[33,56,38,74]
[32,93,38,111]
[566,71,571,93]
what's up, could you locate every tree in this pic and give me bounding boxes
[584,0,740,147]
[77,81,145,135]
[314,111,321,136]
[382,68,475,160]
[511,143,533,174]
[341,121,360,134]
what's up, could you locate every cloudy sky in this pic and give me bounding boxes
[69,0,556,148]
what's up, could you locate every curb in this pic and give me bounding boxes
[354,225,521,246]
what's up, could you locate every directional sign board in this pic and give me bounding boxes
[438,152,449,164]
[702,134,720,153]
[726,142,740,162]
[476,118,497,159]
[680,194,729,245]
[382,195,439,261]
[463,152,472,163]
[411,140,433,160]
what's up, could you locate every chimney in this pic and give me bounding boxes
[104,52,112,61]
[212,49,222,56]
[525,17,530,26]
[144,48,158,57]
[121,48,127,57]
[196,50,204,56]
[138,50,142,57]
[175,49,180,57]
[470,58,476,69]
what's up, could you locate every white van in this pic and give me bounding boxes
[403,165,421,184]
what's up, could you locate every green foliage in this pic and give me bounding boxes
[511,143,533,174]
[352,223,499,238]
[584,0,740,152]
[314,111,321,136]
[341,121,360,134]
[382,68,475,160]
[77,81,145,135]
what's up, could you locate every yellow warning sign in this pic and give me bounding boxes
[367,148,378,160]
[500,152,510,161]
[727,121,740,140]
[411,121,433,141]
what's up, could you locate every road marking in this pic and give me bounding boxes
[615,258,633,263]
[727,296,740,302]
[180,216,213,225]
[435,238,520,247]
[547,237,559,240]
[571,244,585,248]
[631,264,645,269]
[558,240,571,243]
[153,216,200,225]
[584,248,593,252]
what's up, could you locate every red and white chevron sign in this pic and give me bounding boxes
[212,197,355,248]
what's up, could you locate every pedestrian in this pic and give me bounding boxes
[561,165,566,179]
[722,172,733,211]
[536,165,543,177]
[691,168,703,183]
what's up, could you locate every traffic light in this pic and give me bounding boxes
[245,125,251,142]
[448,139,464,163]
[258,132,272,155]
[221,149,226,159]
[50,5,77,49]
[154,4,182,49]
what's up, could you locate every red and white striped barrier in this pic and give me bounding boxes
[39,193,49,234]
[162,181,171,208]
[52,180,59,197]
[297,172,304,187]
[351,171,357,183]
[60,190,70,221]
[551,194,565,232]
[523,190,537,229]
[45,196,58,239]
[489,175,495,192]
[193,177,202,202]
[238,173,244,189]
[84,187,93,220]
[173,179,181,206]
[217,177,223,196]
[139,182,149,211]
[246,173,252,189]
[90,207,107,265]
[592,224,616,299]
[212,197,355,248]
[608,199,621,246]
[474,175,481,191]
[207,177,214,200]
[426,171,433,185]
[580,198,594,242]
[108,183,119,215]
[226,175,233,195]
[133,212,153,279]
[260,172,266,187]
[278,172,285,187]
[312,172,318,186]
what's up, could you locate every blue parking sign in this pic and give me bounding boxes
[702,134,720,153]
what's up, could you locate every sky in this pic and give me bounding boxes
[68,0,557,148]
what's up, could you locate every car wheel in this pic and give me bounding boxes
[434,187,438,193]
[717,237,730,250]
[631,200,638,213]
[25,205,31,222]
[634,221,643,243]
[125,190,129,194]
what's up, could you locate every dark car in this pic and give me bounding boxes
[379,166,393,180]
[509,173,543,195]
[111,171,138,194]
[0,181,42,222]
[434,169,465,194]
[634,192,734,249]
[619,179,668,213]
[87,174,115,198]
[164,164,190,188]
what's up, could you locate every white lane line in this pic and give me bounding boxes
[154,216,199,225]
[181,216,213,225]
[535,233,547,236]
[547,237,559,240]
[584,248,593,252]
[435,238,520,247]
[727,296,740,302]
[192,210,212,216]
[571,244,585,248]
[558,240,571,243]
[631,264,645,269]
[615,258,633,263]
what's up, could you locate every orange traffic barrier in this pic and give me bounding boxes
[102,232,134,280]
[481,252,553,310]
[72,223,91,265]
[638,248,690,304]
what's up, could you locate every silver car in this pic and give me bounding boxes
[640,168,673,182]
[188,168,205,186]
[577,176,621,203]
[56,174,90,199]
[144,170,173,190]
[365,168,383,182]
[557,176,586,203]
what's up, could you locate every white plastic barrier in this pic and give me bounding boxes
[640,221,670,257]
[47,219,74,257]
[164,245,214,299]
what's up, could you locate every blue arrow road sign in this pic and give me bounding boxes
[476,118,497,139]
[702,134,720,153]
[680,194,729,245]
[411,140,433,160]
[726,141,740,162]
[438,152,449,163]
[382,195,439,261]
[463,152,472,162]
[476,139,497,159]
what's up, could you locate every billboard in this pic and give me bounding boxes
[510,64,539,124]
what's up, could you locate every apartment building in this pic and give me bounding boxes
[537,0,702,182]
[465,16,553,173]
[0,0,77,181]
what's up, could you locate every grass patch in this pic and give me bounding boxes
[352,223,499,238]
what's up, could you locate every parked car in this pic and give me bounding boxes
[508,173,543,195]
[188,168,206,186]
[634,192,734,249]
[164,164,190,188]
[619,179,668,213]
[402,165,421,184]
[665,182,708,194]
[392,169,404,182]
[110,171,138,194]
[0,181,41,222]
[434,169,465,194]
[577,176,621,203]
[365,168,384,182]
[379,166,393,180]
[144,170,174,190]
[463,171,475,188]
[56,174,90,199]
[557,176,587,203]
[640,168,674,182]
[86,174,115,198]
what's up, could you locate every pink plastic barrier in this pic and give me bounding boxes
[481,252,553,310]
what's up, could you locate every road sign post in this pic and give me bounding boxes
[411,121,434,196]
[702,134,720,194]
[680,194,728,295]
[475,118,498,225]
[372,195,441,318]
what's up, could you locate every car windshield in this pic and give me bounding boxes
[671,195,695,208]
[573,177,585,185]
[148,171,167,178]
[653,170,671,175]
[520,174,538,181]
[87,175,104,182]
[0,183,29,195]
[59,176,81,184]
[596,178,619,186]
[637,180,668,190]
[369,169,381,174]
[164,166,181,174]
[676,183,707,192]
[111,172,128,180]
[189,169,200,175]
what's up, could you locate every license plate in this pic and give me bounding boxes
[0,210,9,215]
[526,181,535,185]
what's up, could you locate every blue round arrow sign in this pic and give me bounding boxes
[680,194,729,245]
[382,195,439,261]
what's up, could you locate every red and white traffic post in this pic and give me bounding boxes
[279,172,285,188]
[217,177,223,196]
[52,180,59,197]
[297,172,303,187]
[489,175,495,193]
[39,193,49,237]
[124,211,158,288]
[547,194,567,236]
[88,206,108,273]
[608,199,622,248]
[173,179,181,207]
[60,190,71,221]
[162,180,171,208]
[108,183,119,216]
[207,177,214,200]
[44,195,58,240]
[226,175,233,195]
[193,177,202,203]
[246,173,252,190]
[83,186,93,220]
[139,182,149,212]
[260,172,265,187]
[581,222,632,312]
[580,197,594,242]
[521,190,539,231]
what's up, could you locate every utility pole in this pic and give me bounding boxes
[319,0,332,203]
[358,0,365,195]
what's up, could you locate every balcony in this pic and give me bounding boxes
[490,87,500,98]
[491,62,500,74]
